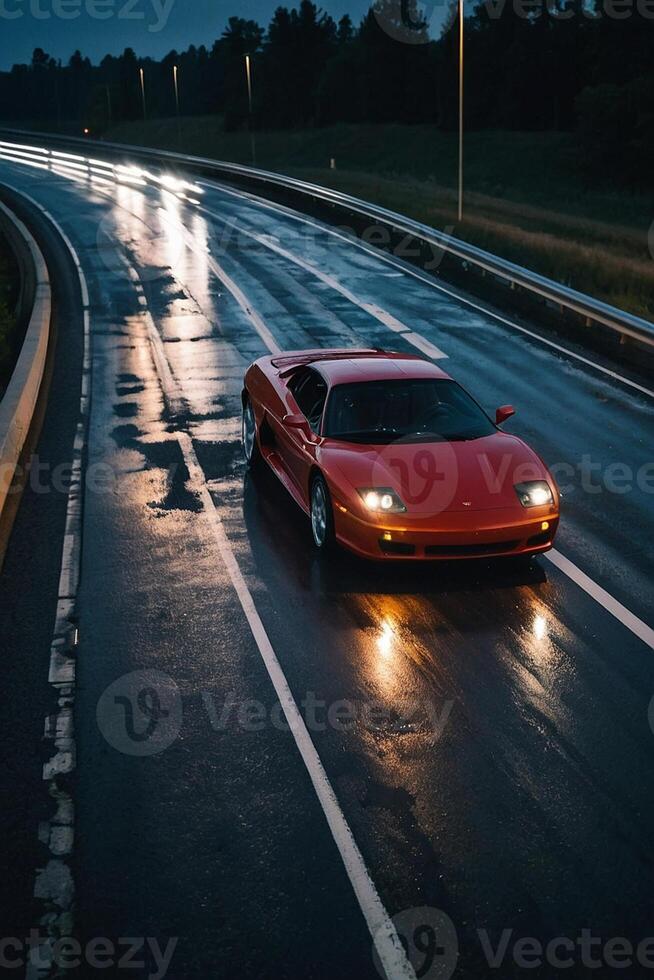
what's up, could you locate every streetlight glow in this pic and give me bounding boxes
[244,54,253,113]
[173,65,181,145]
[139,67,146,121]
[244,54,256,167]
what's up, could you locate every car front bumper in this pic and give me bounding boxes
[332,502,560,560]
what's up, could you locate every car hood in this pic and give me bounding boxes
[321,432,550,514]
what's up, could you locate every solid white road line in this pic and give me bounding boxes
[124,258,416,979]
[157,207,281,354]
[199,179,653,400]
[179,432,415,980]
[121,260,188,417]
[546,549,654,651]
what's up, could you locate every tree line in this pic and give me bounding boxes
[0,0,652,186]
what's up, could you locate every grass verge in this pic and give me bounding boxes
[100,118,654,319]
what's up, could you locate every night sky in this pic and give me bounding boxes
[0,0,376,70]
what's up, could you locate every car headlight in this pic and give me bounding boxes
[358,488,406,514]
[514,481,554,508]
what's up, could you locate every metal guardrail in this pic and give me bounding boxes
[1,126,652,363]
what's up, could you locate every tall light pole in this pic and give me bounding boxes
[458,0,464,223]
[173,64,181,145]
[244,54,256,167]
[139,67,146,121]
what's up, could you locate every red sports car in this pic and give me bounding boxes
[242,349,559,560]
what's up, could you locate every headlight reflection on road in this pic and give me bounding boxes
[370,613,406,699]
[533,614,548,641]
[377,619,395,659]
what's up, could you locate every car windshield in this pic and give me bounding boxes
[323,379,495,444]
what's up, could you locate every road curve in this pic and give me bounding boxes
[0,148,653,979]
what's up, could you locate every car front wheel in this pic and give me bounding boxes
[242,398,260,469]
[310,475,335,552]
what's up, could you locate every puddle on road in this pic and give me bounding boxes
[110,423,203,514]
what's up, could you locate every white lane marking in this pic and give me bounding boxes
[143,308,186,415]
[198,206,448,359]
[546,549,654,650]
[119,257,187,416]
[199,179,653,399]
[403,332,448,361]
[0,182,91,976]
[179,431,415,980]
[157,208,281,354]
[125,260,415,980]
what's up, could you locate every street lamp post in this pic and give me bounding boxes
[458,0,464,223]
[139,67,146,121]
[173,65,181,146]
[244,54,256,167]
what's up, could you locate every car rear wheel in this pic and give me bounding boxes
[310,475,335,552]
[242,398,260,469]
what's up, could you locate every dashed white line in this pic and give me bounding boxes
[402,331,448,361]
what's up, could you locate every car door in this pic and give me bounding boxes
[280,368,328,496]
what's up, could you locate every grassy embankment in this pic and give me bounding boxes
[0,234,18,397]
[103,118,654,319]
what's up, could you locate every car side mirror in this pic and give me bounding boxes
[282,413,307,429]
[495,405,515,426]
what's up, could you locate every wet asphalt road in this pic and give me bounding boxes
[0,150,652,980]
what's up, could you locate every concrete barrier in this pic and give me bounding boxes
[0,196,51,522]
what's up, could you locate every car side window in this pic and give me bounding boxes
[288,368,328,433]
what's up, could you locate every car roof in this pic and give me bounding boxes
[316,354,451,386]
[271,349,451,385]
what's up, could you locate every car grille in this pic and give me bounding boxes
[424,540,520,557]
[378,539,416,556]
